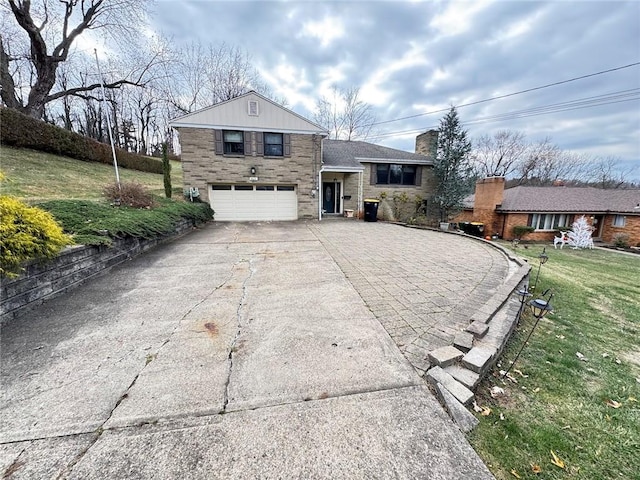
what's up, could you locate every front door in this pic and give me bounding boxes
[592,215,605,239]
[322,182,341,214]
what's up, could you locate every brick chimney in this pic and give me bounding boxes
[415,130,438,158]
[473,177,505,235]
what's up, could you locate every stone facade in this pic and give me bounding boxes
[177,128,321,219]
[361,163,437,202]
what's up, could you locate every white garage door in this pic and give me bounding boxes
[210,185,298,221]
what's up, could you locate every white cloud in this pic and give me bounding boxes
[299,16,345,48]
[430,0,494,37]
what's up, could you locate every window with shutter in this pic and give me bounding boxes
[223,130,244,154]
[264,133,283,156]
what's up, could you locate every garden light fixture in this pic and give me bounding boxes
[515,285,533,322]
[532,247,549,292]
[502,291,554,379]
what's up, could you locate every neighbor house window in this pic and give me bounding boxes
[264,133,284,156]
[612,215,626,227]
[529,214,572,231]
[376,164,417,185]
[223,130,244,154]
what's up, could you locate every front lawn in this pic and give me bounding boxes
[470,245,640,480]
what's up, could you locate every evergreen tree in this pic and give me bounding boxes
[162,143,172,199]
[433,107,474,221]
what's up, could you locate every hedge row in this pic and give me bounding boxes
[0,107,163,174]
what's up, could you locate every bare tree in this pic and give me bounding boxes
[313,86,376,140]
[586,156,638,189]
[162,41,277,116]
[471,130,528,177]
[1,0,154,119]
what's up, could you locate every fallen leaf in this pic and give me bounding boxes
[500,412,505,420]
[576,352,587,361]
[472,401,483,413]
[533,387,541,393]
[513,368,529,378]
[615,358,622,364]
[561,425,571,429]
[490,386,505,398]
[531,463,542,474]
[481,406,492,416]
[586,368,596,373]
[606,399,621,408]
[556,334,565,340]
[550,450,565,469]
[628,397,637,403]
[601,352,609,358]
[510,468,521,478]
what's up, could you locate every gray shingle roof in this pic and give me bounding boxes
[498,186,640,214]
[322,139,432,169]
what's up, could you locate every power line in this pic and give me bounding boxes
[367,89,640,140]
[368,61,640,127]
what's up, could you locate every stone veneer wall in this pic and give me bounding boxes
[178,128,320,219]
[361,164,437,217]
[1,219,197,323]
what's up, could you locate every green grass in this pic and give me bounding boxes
[37,198,212,246]
[1,146,210,248]
[0,146,183,200]
[470,245,640,480]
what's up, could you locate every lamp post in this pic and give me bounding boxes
[532,247,549,292]
[502,292,554,379]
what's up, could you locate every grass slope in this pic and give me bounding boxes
[0,146,183,201]
[470,245,640,480]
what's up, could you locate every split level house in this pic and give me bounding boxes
[169,91,438,221]
[456,176,640,245]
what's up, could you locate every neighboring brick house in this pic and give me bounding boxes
[171,91,438,221]
[456,176,640,245]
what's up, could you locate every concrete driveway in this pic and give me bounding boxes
[0,221,506,479]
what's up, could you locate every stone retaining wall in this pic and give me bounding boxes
[1,219,198,323]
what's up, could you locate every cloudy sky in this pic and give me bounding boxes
[151,0,639,176]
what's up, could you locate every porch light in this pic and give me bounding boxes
[250,166,256,175]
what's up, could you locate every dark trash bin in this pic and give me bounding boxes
[460,222,485,237]
[363,199,380,222]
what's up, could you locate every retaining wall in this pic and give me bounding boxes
[1,219,198,323]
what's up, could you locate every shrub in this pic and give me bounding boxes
[612,233,630,248]
[37,199,213,246]
[0,107,163,174]
[0,195,72,277]
[103,181,154,208]
[512,225,535,240]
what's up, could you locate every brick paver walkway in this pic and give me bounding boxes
[310,221,511,374]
